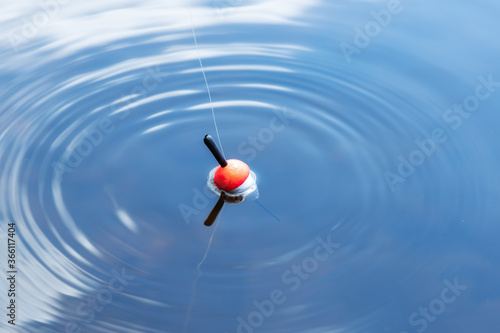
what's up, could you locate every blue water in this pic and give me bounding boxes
[1,0,500,332]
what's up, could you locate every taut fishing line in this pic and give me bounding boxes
[183,2,226,332]
[187,1,225,159]
[183,2,264,330]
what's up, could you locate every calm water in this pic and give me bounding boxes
[1,0,500,332]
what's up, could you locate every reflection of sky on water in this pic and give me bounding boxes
[0,0,499,332]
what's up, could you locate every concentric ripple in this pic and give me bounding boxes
[1,0,500,332]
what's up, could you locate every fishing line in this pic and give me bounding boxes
[188,1,226,159]
[255,199,280,222]
[183,205,225,333]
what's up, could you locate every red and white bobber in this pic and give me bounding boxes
[203,135,258,226]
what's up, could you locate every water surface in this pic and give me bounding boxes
[1,0,500,332]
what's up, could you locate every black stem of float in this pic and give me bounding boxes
[204,134,227,167]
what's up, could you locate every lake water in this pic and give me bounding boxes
[1,0,500,332]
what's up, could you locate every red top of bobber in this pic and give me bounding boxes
[214,159,250,191]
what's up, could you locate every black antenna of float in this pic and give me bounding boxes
[204,134,227,167]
